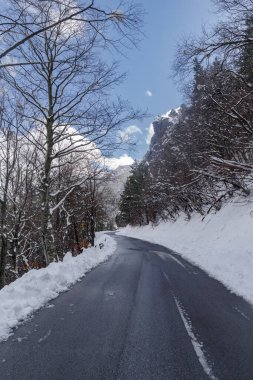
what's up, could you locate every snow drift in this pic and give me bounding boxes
[0,233,116,342]
[118,196,253,305]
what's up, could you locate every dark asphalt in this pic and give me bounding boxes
[0,234,253,380]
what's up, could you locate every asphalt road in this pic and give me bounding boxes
[1,234,253,380]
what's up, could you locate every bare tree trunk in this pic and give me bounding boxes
[0,200,8,289]
[41,114,55,265]
[90,213,95,247]
[0,237,7,289]
[73,217,80,254]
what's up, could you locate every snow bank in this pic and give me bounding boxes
[0,233,116,342]
[118,197,253,304]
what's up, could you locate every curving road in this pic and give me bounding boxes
[0,234,253,379]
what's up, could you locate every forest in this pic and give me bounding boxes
[0,0,144,288]
[119,0,253,227]
[2,0,253,290]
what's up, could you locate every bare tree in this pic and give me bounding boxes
[175,0,253,75]
[2,0,145,265]
[0,95,39,287]
[0,0,143,67]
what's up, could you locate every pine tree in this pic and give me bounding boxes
[118,162,150,226]
[238,16,253,82]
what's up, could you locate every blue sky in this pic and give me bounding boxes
[110,0,217,164]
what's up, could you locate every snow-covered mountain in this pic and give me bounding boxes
[151,108,181,146]
[145,107,181,163]
[108,165,132,198]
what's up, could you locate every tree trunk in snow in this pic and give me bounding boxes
[41,112,55,265]
[0,200,8,289]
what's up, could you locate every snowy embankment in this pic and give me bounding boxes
[0,233,116,342]
[118,197,253,304]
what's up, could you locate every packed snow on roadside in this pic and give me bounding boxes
[118,196,253,304]
[0,233,116,342]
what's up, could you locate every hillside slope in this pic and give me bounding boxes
[118,195,253,305]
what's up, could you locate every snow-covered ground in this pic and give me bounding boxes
[0,233,116,342]
[118,196,253,305]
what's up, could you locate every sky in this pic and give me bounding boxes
[110,0,217,167]
[0,0,217,170]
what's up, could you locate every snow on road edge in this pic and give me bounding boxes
[118,197,253,305]
[0,233,116,342]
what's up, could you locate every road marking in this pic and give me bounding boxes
[163,272,217,379]
[233,306,252,323]
[38,329,51,344]
[168,254,186,269]
[173,296,217,380]
[153,251,186,269]
[163,272,170,282]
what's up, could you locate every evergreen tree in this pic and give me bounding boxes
[238,16,253,82]
[118,162,150,226]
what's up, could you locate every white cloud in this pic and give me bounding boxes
[145,90,153,97]
[118,125,142,142]
[105,154,134,170]
[146,123,154,144]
